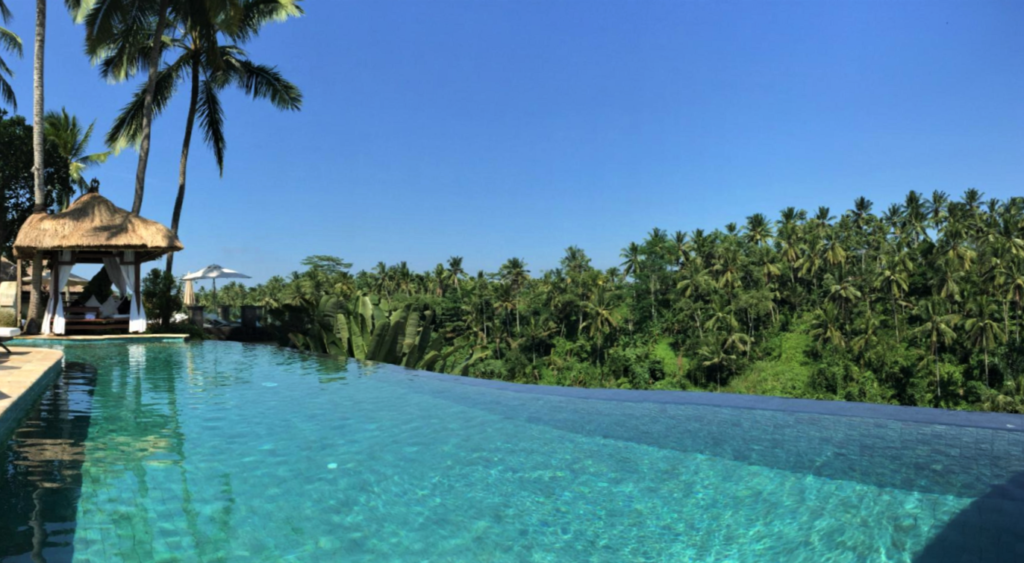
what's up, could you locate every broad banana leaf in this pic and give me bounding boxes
[349,315,367,360]
[357,295,374,334]
[367,319,391,361]
[335,313,350,358]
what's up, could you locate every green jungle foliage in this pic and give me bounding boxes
[0,110,71,258]
[206,192,1024,413]
[142,268,183,329]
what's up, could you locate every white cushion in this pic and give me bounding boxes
[0,327,21,337]
[99,296,119,319]
[84,295,102,308]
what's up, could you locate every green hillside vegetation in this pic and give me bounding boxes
[199,189,1024,413]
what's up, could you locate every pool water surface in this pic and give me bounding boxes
[1,341,1022,562]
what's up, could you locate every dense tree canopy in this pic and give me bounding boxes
[0,110,69,258]
[205,189,1024,413]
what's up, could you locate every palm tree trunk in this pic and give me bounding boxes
[26,0,46,331]
[1002,299,1011,343]
[984,347,989,388]
[934,342,940,398]
[166,56,201,276]
[891,294,900,345]
[650,278,656,322]
[131,0,172,215]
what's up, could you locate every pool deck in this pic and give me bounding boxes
[0,347,64,440]
[15,333,190,342]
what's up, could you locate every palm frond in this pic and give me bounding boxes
[0,25,21,57]
[105,56,186,148]
[84,0,148,59]
[225,59,301,110]
[0,73,14,110]
[233,0,303,42]
[197,76,226,173]
[0,1,12,24]
[64,0,94,23]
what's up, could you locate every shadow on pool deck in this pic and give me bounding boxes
[914,471,1024,563]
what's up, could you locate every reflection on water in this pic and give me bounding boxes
[0,362,96,562]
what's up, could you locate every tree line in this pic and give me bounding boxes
[206,190,1024,413]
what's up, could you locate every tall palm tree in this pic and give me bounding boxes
[912,299,960,399]
[963,297,1005,387]
[106,0,303,274]
[24,0,87,330]
[43,108,111,209]
[431,263,447,297]
[446,256,465,294]
[26,0,46,330]
[874,251,911,344]
[620,242,642,279]
[0,0,20,110]
[584,285,618,365]
[83,0,174,214]
[743,213,773,247]
[498,257,529,333]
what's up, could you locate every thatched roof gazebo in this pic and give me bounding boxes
[13,190,183,335]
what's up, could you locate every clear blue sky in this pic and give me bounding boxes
[3,0,1023,283]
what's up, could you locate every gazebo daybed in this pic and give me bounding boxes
[12,190,183,335]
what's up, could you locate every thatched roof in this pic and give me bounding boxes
[13,192,184,261]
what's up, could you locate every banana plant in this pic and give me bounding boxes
[290,292,446,370]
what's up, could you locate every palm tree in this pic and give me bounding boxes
[43,108,111,209]
[583,285,618,364]
[446,256,466,294]
[620,242,642,279]
[83,0,174,214]
[0,0,21,110]
[671,230,690,270]
[810,304,846,349]
[743,213,773,247]
[562,245,591,278]
[874,251,911,344]
[699,331,751,391]
[24,0,88,330]
[106,0,303,274]
[998,261,1024,343]
[498,257,529,333]
[26,0,46,330]
[827,277,862,323]
[963,297,1005,387]
[431,263,447,297]
[912,299,960,398]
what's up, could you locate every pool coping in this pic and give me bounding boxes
[15,334,190,343]
[0,347,64,441]
[401,366,1024,433]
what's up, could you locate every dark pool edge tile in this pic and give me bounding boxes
[395,367,1024,433]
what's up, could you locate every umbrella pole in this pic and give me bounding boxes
[213,279,217,310]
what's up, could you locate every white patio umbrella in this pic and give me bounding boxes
[182,265,251,308]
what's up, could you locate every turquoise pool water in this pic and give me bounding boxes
[1,341,1023,562]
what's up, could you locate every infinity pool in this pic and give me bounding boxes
[1,341,1023,562]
